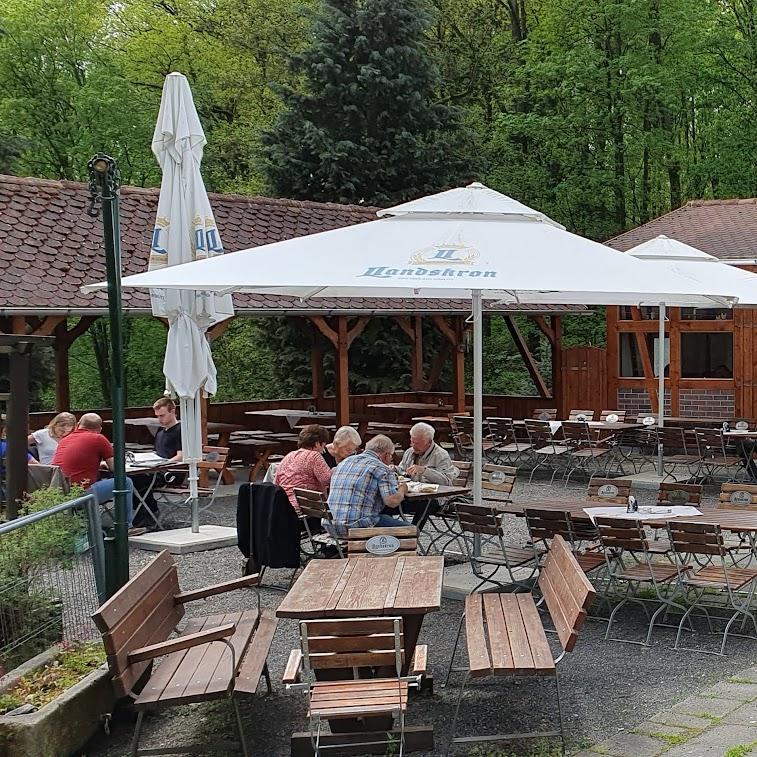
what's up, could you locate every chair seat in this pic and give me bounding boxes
[311,532,346,547]
[309,678,408,719]
[154,486,214,497]
[685,565,757,590]
[478,545,539,567]
[646,539,672,554]
[616,563,681,583]
[496,443,532,453]
[572,448,610,458]
[573,551,606,572]
[664,455,699,465]
[534,446,568,455]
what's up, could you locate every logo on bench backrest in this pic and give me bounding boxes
[730,490,753,506]
[667,489,691,504]
[598,484,619,498]
[489,470,507,485]
[366,535,400,555]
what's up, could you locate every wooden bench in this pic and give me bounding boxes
[92,550,277,756]
[347,526,419,556]
[446,535,595,752]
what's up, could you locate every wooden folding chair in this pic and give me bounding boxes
[294,488,345,559]
[422,460,472,556]
[486,417,532,465]
[568,409,595,421]
[283,617,427,756]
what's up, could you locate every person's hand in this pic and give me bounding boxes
[398,483,408,496]
[406,464,426,477]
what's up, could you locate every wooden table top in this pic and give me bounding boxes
[505,498,757,532]
[512,420,640,430]
[108,418,244,433]
[403,484,471,500]
[276,555,444,619]
[244,409,336,419]
[412,415,452,423]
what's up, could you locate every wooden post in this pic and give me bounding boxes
[335,316,349,425]
[551,316,563,419]
[504,315,550,398]
[311,340,324,402]
[53,321,70,411]
[452,317,466,413]
[412,315,423,391]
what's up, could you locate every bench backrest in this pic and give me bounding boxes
[600,410,626,422]
[199,445,229,472]
[294,488,333,520]
[481,463,516,503]
[595,516,650,554]
[451,460,472,487]
[456,502,501,536]
[561,420,592,444]
[347,526,418,557]
[587,478,632,504]
[568,409,595,421]
[486,416,515,443]
[718,483,757,511]
[524,507,574,544]
[299,617,404,674]
[523,419,552,445]
[658,482,703,507]
[538,535,596,652]
[92,550,182,697]
[532,408,557,421]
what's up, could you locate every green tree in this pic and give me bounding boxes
[264,0,474,204]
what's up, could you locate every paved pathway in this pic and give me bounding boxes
[575,664,757,756]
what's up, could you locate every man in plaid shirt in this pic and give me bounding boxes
[326,435,409,537]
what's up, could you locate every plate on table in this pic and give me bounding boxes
[406,482,439,494]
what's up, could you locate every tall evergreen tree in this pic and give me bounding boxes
[264,0,473,204]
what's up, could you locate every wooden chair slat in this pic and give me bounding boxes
[499,593,535,670]
[516,594,556,674]
[482,593,513,673]
[465,594,491,677]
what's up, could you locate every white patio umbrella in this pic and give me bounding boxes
[149,72,234,532]
[625,235,757,474]
[86,182,738,521]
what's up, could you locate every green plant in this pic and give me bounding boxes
[0,486,87,670]
[649,731,691,747]
[725,743,757,757]
[0,642,105,714]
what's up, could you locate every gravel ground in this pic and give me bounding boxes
[81,476,757,756]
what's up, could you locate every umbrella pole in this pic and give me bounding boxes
[179,394,202,533]
[472,289,483,558]
[657,302,666,477]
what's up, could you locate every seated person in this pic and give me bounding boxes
[28,412,76,464]
[327,434,409,538]
[398,422,460,527]
[399,422,459,484]
[52,413,140,534]
[322,425,362,468]
[275,424,332,514]
[0,421,38,493]
[131,396,183,528]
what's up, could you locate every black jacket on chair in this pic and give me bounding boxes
[236,482,301,569]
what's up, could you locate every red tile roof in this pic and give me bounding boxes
[0,174,582,316]
[606,198,757,260]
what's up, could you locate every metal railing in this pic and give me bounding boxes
[0,494,106,672]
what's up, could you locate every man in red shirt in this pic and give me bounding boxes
[53,413,138,532]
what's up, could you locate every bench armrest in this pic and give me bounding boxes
[127,623,236,664]
[410,644,428,677]
[283,649,303,685]
[174,574,261,604]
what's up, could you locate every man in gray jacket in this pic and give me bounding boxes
[399,422,459,485]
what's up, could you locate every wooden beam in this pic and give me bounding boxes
[424,341,451,391]
[207,317,232,343]
[54,321,70,411]
[311,340,324,402]
[66,316,98,344]
[630,307,659,410]
[311,315,338,348]
[452,317,466,413]
[504,316,550,398]
[30,316,66,337]
[532,315,555,345]
[335,316,349,425]
[346,316,369,348]
[551,316,563,417]
[393,316,414,341]
[431,315,457,346]
[607,306,620,411]
[10,315,26,335]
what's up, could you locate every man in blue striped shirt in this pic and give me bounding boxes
[326,435,409,537]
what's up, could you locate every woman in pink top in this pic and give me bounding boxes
[274,424,332,513]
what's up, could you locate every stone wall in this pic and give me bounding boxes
[617,387,734,419]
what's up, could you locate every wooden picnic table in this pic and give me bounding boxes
[244,408,336,432]
[403,484,471,500]
[512,419,641,431]
[504,497,757,532]
[277,555,443,668]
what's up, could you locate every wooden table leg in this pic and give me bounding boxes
[249,447,272,482]
[217,431,236,484]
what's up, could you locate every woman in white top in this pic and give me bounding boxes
[28,412,76,464]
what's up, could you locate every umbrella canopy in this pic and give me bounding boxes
[626,235,757,305]
[149,71,233,531]
[85,182,740,518]
[92,183,736,308]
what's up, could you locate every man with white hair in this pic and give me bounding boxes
[322,425,362,468]
[400,422,459,485]
[327,434,409,537]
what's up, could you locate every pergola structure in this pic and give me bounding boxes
[0,175,582,423]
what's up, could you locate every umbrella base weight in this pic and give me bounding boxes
[128,525,237,554]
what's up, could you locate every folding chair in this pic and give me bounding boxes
[283,617,427,756]
[600,410,627,422]
[455,501,540,592]
[613,414,658,474]
[648,483,704,554]
[347,526,418,556]
[668,520,757,655]
[422,460,472,556]
[655,427,699,482]
[293,488,345,559]
[568,409,595,421]
[486,416,532,466]
[532,408,557,421]
[596,516,686,646]
[715,483,757,563]
[152,445,229,526]
[523,420,568,484]
[449,415,495,462]
[561,421,617,485]
[693,428,747,484]
[586,477,632,504]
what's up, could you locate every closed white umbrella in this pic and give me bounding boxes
[625,234,757,474]
[149,72,234,533]
[87,182,736,526]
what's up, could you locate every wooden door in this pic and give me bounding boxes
[560,346,608,417]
